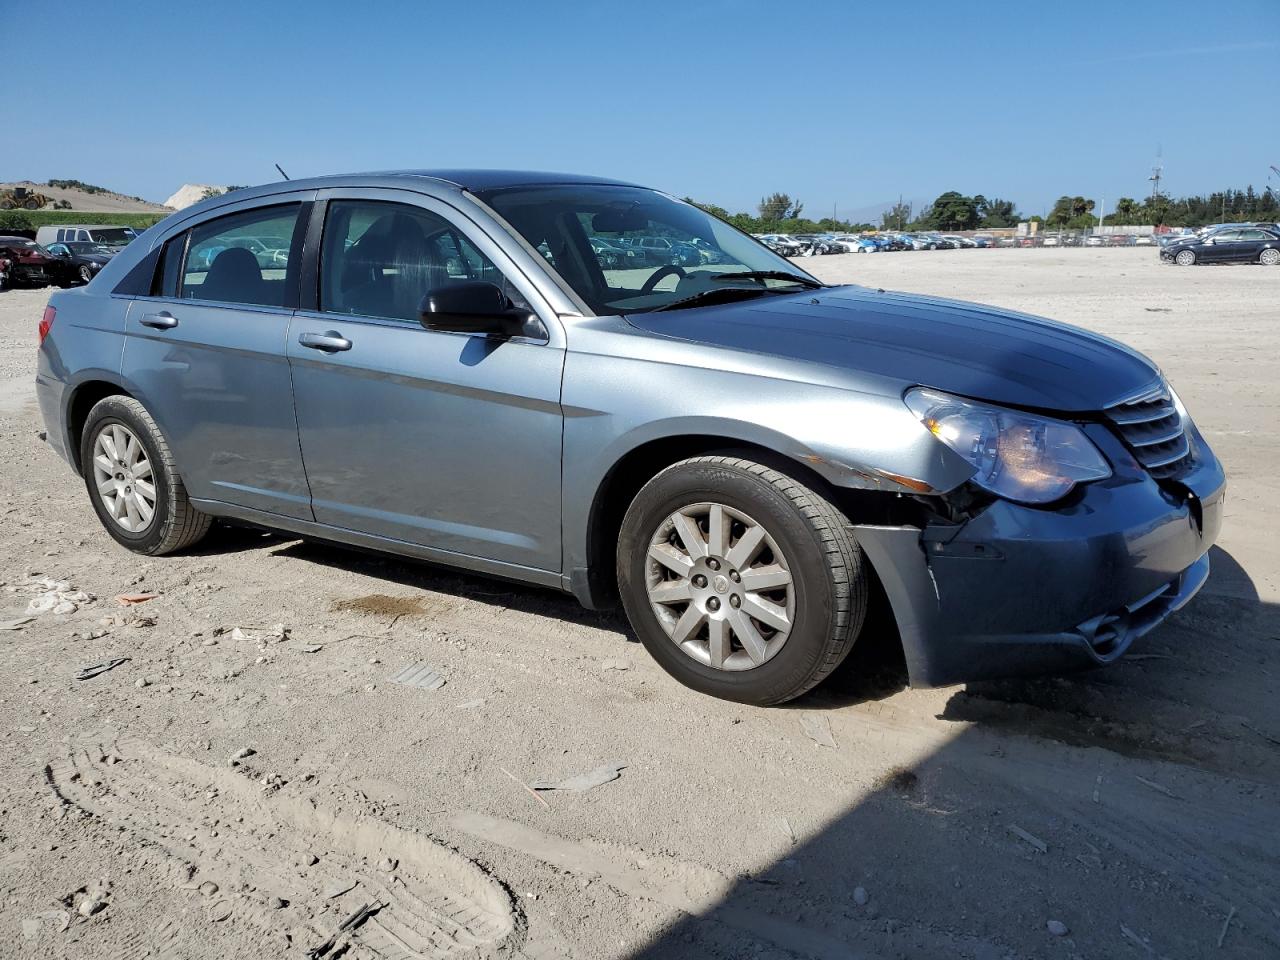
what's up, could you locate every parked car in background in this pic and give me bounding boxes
[1161,226,1280,265]
[589,236,645,269]
[970,236,993,248]
[1084,235,1105,247]
[36,168,1225,706]
[943,235,977,248]
[997,236,1020,248]
[1134,235,1154,246]
[35,225,142,248]
[0,236,57,287]
[44,241,117,285]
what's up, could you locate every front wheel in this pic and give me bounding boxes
[617,456,868,705]
[79,264,94,283]
[80,395,211,555]
[1260,248,1280,266]
[1175,249,1196,266]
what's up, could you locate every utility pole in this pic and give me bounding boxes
[1097,195,1105,234]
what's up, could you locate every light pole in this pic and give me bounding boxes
[1097,195,1105,235]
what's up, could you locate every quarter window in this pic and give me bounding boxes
[180,204,301,307]
[319,200,519,324]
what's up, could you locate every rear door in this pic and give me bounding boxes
[120,196,315,520]
[1235,229,1269,262]
[287,190,565,573]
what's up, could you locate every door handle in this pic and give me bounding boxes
[298,330,353,352]
[140,311,178,329]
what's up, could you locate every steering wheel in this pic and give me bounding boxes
[641,264,686,294]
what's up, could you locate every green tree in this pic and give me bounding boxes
[1046,196,1094,227]
[978,197,1019,227]
[684,198,731,220]
[918,191,980,230]
[880,201,912,231]
[0,210,34,232]
[758,193,803,221]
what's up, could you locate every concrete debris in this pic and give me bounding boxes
[389,662,446,691]
[456,698,485,709]
[78,897,105,917]
[853,886,869,906]
[0,616,35,630]
[74,657,131,681]
[207,899,233,922]
[229,747,256,764]
[198,880,220,897]
[115,592,159,606]
[230,623,289,644]
[23,576,93,616]
[300,644,323,654]
[531,761,627,793]
[1047,920,1069,937]
[799,713,837,749]
[134,677,150,689]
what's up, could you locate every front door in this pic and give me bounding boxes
[287,194,565,574]
[120,199,314,520]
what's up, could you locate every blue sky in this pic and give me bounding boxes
[10,0,1279,219]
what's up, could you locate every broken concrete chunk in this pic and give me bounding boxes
[530,762,627,793]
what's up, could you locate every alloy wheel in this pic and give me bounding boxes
[644,502,795,671]
[1261,248,1280,266]
[91,423,157,533]
[1175,250,1196,266]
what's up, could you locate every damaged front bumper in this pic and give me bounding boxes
[851,425,1226,688]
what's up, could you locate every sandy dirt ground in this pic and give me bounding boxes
[0,247,1277,959]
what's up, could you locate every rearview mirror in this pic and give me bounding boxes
[419,281,534,337]
[592,207,650,233]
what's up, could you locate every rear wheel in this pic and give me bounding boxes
[617,455,868,705]
[79,264,94,283]
[1260,248,1280,266]
[80,396,211,555]
[1175,249,1196,266]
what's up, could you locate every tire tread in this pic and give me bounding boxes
[628,454,868,704]
[84,396,211,555]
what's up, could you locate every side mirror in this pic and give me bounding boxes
[418,281,533,337]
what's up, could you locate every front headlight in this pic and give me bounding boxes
[904,388,1111,504]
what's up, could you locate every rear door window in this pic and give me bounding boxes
[180,204,302,307]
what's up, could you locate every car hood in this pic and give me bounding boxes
[626,285,1160,413]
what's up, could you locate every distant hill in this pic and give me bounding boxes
[1,180,169,213]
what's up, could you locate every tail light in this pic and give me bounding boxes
[38,305,56,345]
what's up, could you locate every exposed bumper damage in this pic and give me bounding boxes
[851,430,1226,688]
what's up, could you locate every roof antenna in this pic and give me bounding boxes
[274,163,290,181]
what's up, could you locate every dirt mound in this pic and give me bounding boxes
[0,180,169,213]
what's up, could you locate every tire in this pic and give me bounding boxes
[616,455,868,705]
[80,395,211,555]
[1175,249,1196,266]
[79,265,93,284]
[1260,248,1280,266]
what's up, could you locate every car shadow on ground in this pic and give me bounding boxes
[617,547,1279,959]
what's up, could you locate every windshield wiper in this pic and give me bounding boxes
[709,270,823,289]
[648,286,779,313]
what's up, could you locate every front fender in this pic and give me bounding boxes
[559,337,975,597]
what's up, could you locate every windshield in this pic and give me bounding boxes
[67,242,113,255]
[91,228,137,245]
[474,184,820,315]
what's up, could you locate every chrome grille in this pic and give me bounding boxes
[1104,384,1192,479]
